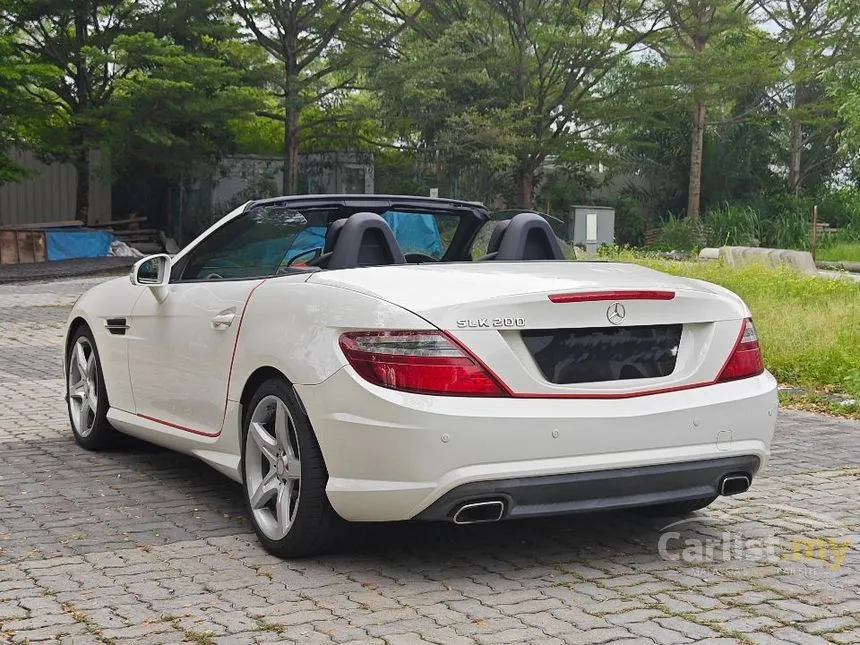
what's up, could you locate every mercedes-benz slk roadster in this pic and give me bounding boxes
[64,195,778,557]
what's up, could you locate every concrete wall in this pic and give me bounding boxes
[0,150,111,226]
[699,246,818,275]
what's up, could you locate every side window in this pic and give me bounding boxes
[179,206,308,281]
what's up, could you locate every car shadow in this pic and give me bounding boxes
[14,434,695,566]
[95,437,674,564]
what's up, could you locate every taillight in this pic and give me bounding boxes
[717,319,764,382]
[339,331,507,396]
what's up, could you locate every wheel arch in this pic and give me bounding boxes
[239,366,290,420]
[64,316,93,384]
[237,366,326,469]
[65,316,91,357]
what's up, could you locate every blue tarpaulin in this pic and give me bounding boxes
[285,226,327,261]
[45,228,115,261]
[382,211,443,258]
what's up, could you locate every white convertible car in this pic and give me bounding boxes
[65,195,778,557]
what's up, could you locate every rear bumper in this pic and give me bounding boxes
[414,455,760,521]
[295,369,778,522]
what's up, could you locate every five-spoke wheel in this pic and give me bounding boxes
[66,326,114,449]
[242,377,343,557]
[68,335,99,437]
[245,395,302,540]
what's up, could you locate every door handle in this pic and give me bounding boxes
[210,311,236,329]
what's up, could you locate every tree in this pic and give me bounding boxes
[373,0,664,208]
[611,55,781,221]
[826,54,860,185]
[0,0,246,221]
[0,34,55,184]
[755,0,860,195]
[232,0,387,195]
[105,34,263,177]
[645,0,768,221]
[0,0,150,220]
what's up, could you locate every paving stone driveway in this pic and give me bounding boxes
[1,277,859,645]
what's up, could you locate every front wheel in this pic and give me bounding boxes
[241,377,344,557]
[66,327,115,450]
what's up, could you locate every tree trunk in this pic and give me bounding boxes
[687,100,706,221]
[283,56,299,195]
[74,147,90,224]
[283,102,299,195]
[518,165,534,209]
[788,82,804,196]
[73,0,90,221]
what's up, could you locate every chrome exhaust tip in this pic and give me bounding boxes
[720,474,751,496]
[452,500,505,525]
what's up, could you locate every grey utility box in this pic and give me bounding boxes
[570,205,615,254]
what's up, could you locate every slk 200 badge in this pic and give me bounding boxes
[456,317,526,329]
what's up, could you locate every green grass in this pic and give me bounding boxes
[597,250,860,409]
[817,243,860,263]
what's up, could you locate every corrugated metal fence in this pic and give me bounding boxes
[0,149,111,226]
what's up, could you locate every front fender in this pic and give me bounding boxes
[65,277,145,413]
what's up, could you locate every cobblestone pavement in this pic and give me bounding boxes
[1,277,859,645]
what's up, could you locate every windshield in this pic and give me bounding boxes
[176,202,476,281]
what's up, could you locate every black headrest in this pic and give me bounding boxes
[324,218,348,253]
[486,220,510,255]
[327,212,407,270]
[493,212,564,261]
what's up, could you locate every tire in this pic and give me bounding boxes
[66,326,115,450]
[241,377,344,558]
[639,496,717,517]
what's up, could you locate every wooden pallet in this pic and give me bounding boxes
[0,229,47,264]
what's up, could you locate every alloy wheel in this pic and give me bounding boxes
[245,395,302,540]
[68,337,98,437]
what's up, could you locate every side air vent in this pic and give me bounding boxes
[105,318,129,336]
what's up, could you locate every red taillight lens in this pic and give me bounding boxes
[717,319,764,382]
[339,331,507,396]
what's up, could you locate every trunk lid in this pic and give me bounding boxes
[310,261,749,396]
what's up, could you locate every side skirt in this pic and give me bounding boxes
[107,407,243,483]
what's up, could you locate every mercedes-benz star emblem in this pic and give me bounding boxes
[606,302,626,325]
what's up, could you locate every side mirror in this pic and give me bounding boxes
[130,254,171,302]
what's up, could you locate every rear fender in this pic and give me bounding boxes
[227,280,434,398]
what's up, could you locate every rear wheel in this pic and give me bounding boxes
[66,327,115,450]
[241,377,343,557]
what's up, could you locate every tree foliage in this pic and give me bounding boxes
[0,33,56,183]
[372,0,664,208]
[231,0,406,194]
[756,0,860,195]
[105,33,263,178]
[0,0,858,229]
[0,0,260,219]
